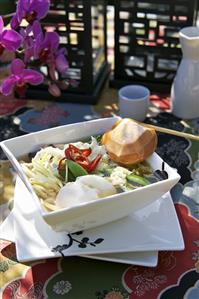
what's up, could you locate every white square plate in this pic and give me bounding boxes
[0,210,158,267]
[11,177,184,263]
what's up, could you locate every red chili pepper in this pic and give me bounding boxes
[58,157,66,170]
[65,145,91,159]
[58,157,67,178]
[64,148,73,160]
[81,148,92,157]
[63,144,102,172]
[76,159,91,171]
[88,155,102,172]
[67,144,91,156]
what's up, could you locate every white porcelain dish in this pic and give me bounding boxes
[83,251,158,267]
[0,209,158,267]
[0,117,181,232]
[0,211,15,242]
[9,177,184,263]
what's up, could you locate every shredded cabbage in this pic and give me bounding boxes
[21,146,64,201]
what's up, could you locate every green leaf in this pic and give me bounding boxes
[68,170,76,182]
[127,174,150,186]
[67,160,88,178]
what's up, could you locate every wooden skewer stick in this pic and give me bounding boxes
[110,114,199,141]
[145,123,199,141]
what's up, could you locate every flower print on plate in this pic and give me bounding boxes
[0,206,158,267]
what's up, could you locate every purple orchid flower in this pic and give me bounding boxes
[55,48,69,74]
[33,24,69,79]
[35,31,60,61]
[19,26,34,63]
[1,58,44,97]
[11,0,50,29]
[0,16,22,55]
[19,21,41,63]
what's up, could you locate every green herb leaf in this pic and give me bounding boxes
[127,174,150,186]
[67,160,88,178]
[68,170,76,182]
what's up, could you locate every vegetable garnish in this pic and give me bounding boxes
[61,144,102,173]
[65,144,92,159]
[67,160,88,177]
[127,173,150,186]
[58,157,67,179]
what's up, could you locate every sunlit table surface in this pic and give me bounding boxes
[0,82,199,299]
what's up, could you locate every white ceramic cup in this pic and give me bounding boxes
[118,85,150,121]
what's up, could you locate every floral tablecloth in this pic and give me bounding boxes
[0,89,199,299]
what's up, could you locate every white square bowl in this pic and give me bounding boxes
[0,116,180,233]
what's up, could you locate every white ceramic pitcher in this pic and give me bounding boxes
[171,26,199,119]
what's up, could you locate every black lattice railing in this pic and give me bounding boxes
[111,0,198,91]
[32,0,109,103]
[8,0,109,103]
